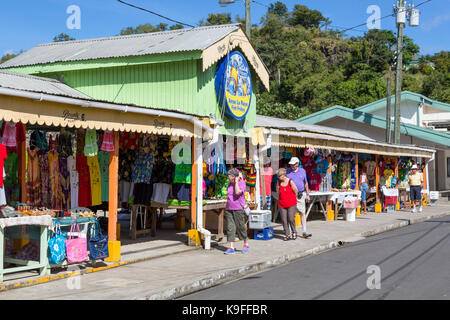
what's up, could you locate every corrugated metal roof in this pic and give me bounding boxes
[0,70,92,99]
[0,24,241,68]
[255,114,376,142]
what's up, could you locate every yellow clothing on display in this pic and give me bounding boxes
[87,155,102,206]
[383,169,394,180]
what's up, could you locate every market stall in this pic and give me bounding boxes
[252,116,436,221]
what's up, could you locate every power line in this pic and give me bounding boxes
[117,0,195,28]
[332,0,432,34]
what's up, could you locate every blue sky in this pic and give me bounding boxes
[0,0,448,58]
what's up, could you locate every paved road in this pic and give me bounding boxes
[181,215,450,300]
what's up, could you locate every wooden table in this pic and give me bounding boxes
[130,200,228,241]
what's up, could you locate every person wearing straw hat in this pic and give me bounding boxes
[408,164,423,213]
[286,157,312,239]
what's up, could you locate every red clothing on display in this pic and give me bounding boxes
[309,173,322,191]
[0,144,7,187]
[76,154,92,207]
[278,179,297,209]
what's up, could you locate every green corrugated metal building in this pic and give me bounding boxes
[0,24,270,137]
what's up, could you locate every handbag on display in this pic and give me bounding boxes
[88,221,109,260]
[48,224,67,265]
[65,222,89,263]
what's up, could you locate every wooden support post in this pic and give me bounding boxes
[190,137,197,230]
[259,152,266,210]
[375,154,382,212]
[106,131,120,262]
[394,157,400,210]
[422,160,427,206]
[355,153,359,190]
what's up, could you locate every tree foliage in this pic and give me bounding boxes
[53,33,75,42]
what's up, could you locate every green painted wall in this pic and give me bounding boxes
[8,52,256,137]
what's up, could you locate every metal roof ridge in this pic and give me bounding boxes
[35,24,241,47]
[0,69,64,84]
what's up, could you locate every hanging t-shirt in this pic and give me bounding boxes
[1,122,17,147]
[3,151,18,186]
[365,161,376,176]
[314,157,329,175]
[0,168,6,206]
[84,129,98,157]
[100,131,114,152]
[87,155,102,206]
[173,164,192,184]
[0,144,7,188]
[98,151,109,202]
[76,154,92,208]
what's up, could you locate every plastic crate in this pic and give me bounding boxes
[248,210,272,229]
[254,227,274,240]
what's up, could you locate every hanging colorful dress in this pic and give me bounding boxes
[59,157,70,210]
[47,134,62,209]
[76,154,92,208]
[87,155,102,206]
[26,148,41,207]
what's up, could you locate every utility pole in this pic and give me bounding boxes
[393,1,420,144]
[219,0,251,39]
[393,0,405,145]
[245,0,251,39]
[386,76,392,143]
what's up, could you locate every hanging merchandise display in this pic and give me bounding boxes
[87,155,102,207]
[26,147,41,207]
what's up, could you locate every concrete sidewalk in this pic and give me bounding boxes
[1,203,450,300]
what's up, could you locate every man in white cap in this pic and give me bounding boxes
[408,164,423,213]
[286,157,311,238]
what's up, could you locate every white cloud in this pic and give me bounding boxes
[421,12,450,31]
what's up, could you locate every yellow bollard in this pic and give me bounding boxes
[295,213,301,226]
[188,229,201,246]
[327,210,335,221]
[106,241,121,262]
[395,202,400,211]
[356,207,361,216]
[375,202,382,213]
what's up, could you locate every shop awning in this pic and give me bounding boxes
[259,128,435,159]
[0,93,197,137]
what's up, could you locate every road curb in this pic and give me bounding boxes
[0,246,200,292]
[139,211,450,300]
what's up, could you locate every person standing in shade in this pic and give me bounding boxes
[408,164,423,213]
[276,168,299,240]
[260,157,273,210]
[359,167,369,214]
[224,168,249,254]
[286,157,312,238]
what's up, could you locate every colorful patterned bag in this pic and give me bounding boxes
[48,225,67,264]
[65,222,89,263]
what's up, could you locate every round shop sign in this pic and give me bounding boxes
[215,51,252,120]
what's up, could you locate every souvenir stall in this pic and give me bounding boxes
[358,153,378,206]
[0,121,117,272]
[252,117,435,223]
